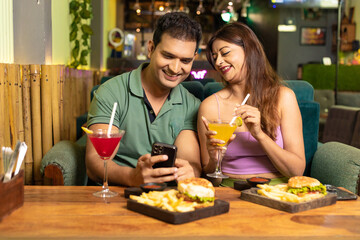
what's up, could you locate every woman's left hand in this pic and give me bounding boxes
[234,104,264,139]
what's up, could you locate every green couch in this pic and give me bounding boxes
[41,80,325,187]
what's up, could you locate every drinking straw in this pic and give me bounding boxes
[107,102,118,136]
[230,93,250,125]
[241,93,250,106]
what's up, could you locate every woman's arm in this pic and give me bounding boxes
[237,87,306,177]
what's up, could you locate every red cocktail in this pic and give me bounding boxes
[87,128,125,198]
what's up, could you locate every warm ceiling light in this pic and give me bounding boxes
[196,0,205,15]
[159,5,164,11]
[134,0,141,15]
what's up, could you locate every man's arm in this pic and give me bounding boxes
[174,129,201,180]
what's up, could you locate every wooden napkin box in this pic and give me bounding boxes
[0,170,24,222]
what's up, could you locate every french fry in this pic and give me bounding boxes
[129,189,210,212]
[258,184,302,203]
[257,183,324,203]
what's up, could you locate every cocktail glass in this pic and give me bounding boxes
[87,128,125,198]
[207,120,237,179]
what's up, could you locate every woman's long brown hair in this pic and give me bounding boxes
[206,22,282,140]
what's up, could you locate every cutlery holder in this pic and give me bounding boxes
[0,170,24,222]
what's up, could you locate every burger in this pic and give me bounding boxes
[177,178,215,204]
[287,176,327,199]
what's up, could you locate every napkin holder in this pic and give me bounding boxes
[0,170,24,222]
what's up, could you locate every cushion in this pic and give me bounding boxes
[196,78,215,86]
[41,141,87,186]
[204,82,224,99]
[322,105,360,145]
[314,89,335,116]
[286,80,314,101]
[298,101,320,176]
[311,141,360,194]
[100,76,114,84]
[351,111,360,148]
[338,91,360,107]
[181,81,204,101]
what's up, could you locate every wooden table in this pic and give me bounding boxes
[1,186,360,239]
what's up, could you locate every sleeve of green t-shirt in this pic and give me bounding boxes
[182,92,201,132]
[87,83,121,128]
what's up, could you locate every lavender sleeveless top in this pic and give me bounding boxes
[214,94,284,175]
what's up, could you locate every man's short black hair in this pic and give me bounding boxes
[153,12,202,53]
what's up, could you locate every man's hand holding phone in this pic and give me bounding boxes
[133,143,178,185]
[151,142,177,168]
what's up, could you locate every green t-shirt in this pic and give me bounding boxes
[87,63,200,168]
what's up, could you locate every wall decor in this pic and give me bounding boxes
[300,27,326,46]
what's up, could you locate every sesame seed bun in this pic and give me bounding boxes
[288,176,321,188]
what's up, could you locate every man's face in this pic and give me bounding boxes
[147,33,197,90]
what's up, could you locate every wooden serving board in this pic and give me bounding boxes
[240,188,337,213]
[127,199,229,224]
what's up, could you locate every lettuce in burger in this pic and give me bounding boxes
[177,177,215,203]
[287,176,327,197]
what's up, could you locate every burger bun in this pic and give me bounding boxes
[288,176,320,188]
[178,178,215,202]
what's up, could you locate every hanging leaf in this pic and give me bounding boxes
[69,1,80,11]
[72,46,79,59]
[81,49,89,57]
[74,15,81,24]
[81,33,89,40]
[69,0,93,69]
[80,9,91,19]
[70,21,78,30]
[70,30,77,41]
[81,24,93,35]
[71,60,80,69]
[80,56,88,66]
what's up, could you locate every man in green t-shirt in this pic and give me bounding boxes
[86,12,202,187]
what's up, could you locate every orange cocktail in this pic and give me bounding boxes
[208,122,237,146]
[207,120,237,179]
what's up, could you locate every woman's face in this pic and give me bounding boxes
[211,39,246,84]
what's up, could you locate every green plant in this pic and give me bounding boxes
[69,0,93,69]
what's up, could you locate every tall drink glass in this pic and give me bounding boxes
[207,120,237,179]
[87,128,125,198]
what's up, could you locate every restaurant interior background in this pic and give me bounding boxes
[0,0,359,185]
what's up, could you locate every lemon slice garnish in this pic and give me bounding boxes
[81,126,93,134]
[235,117,243,127]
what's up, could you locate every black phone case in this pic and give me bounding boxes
[151,142,177,168]
[326,185,358,200]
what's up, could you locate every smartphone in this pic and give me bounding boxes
[325,184,358,201]
[151,142,177,168]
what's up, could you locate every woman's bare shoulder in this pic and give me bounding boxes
[198,94,219,118]
[279,85,297,101]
